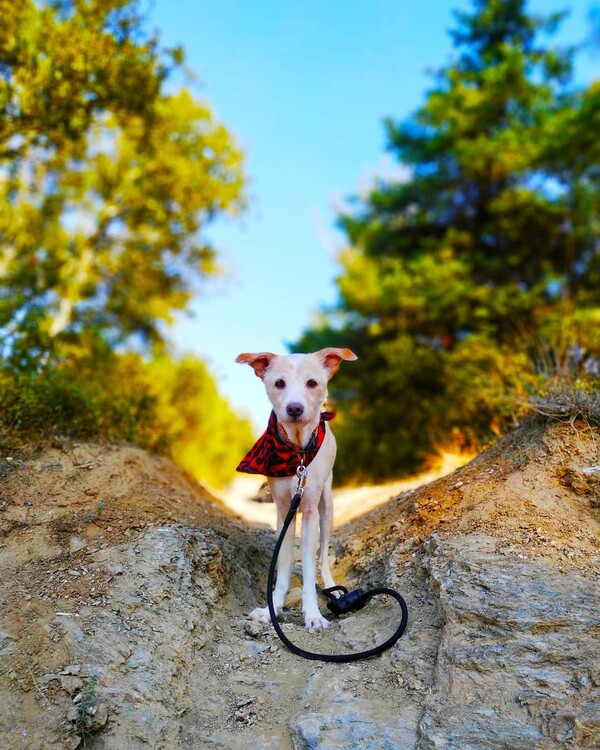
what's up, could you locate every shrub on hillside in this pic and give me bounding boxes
[0,354,253,488]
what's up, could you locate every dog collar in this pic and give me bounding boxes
[236,410,335,478]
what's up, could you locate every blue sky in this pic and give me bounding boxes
[150,0,598,431]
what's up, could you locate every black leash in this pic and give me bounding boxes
[266,469,408,662]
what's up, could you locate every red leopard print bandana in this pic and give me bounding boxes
[236,410,335,478]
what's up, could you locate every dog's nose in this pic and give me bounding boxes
[286,402,304,420]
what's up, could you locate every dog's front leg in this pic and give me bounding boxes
[318,476,336,591]
[301,506,330,632]
[249,506,295,624]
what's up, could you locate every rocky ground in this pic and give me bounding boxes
[0,416,599,749]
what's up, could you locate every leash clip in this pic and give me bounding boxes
[295,463,308,498]
[288,463,308,515]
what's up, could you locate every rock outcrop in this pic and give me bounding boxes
[0,418,598,749]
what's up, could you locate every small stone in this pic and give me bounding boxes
[60,676,84,695]
[244,619,263,638]
[70,537,87,553]
[86,703,108,732]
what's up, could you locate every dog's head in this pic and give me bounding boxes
[236,348,357,428]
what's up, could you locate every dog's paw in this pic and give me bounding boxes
[304,613,330,633]
[248,606,274,624]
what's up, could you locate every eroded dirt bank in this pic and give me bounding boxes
[0,418,599,749]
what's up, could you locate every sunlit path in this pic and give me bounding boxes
[217,449,473,529]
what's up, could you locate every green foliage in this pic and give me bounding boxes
[0,352,254,488]
[0,0,252,487]
[0,354,161,446]
[0,0,246,368]
[142,355,255,489]
[0,0,165,153]
[75,675,99,734]
[296,0,600,483]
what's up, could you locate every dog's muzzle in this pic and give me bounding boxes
[286,402,304,421]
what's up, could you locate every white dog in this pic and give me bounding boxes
[236,348,357,632]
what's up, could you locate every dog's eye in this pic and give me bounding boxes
[306,379,318,389]
[274,379,286,389]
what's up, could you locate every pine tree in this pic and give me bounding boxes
[297,0,599,482]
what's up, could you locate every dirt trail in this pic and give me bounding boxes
[220,450,471,529]
[0,418,599,749]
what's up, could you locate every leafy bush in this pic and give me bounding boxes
[0,353,254,488]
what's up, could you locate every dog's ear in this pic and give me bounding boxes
[315,348,358,379]
[235,352,277,379]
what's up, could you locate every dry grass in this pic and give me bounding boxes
[527,385,600,425]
